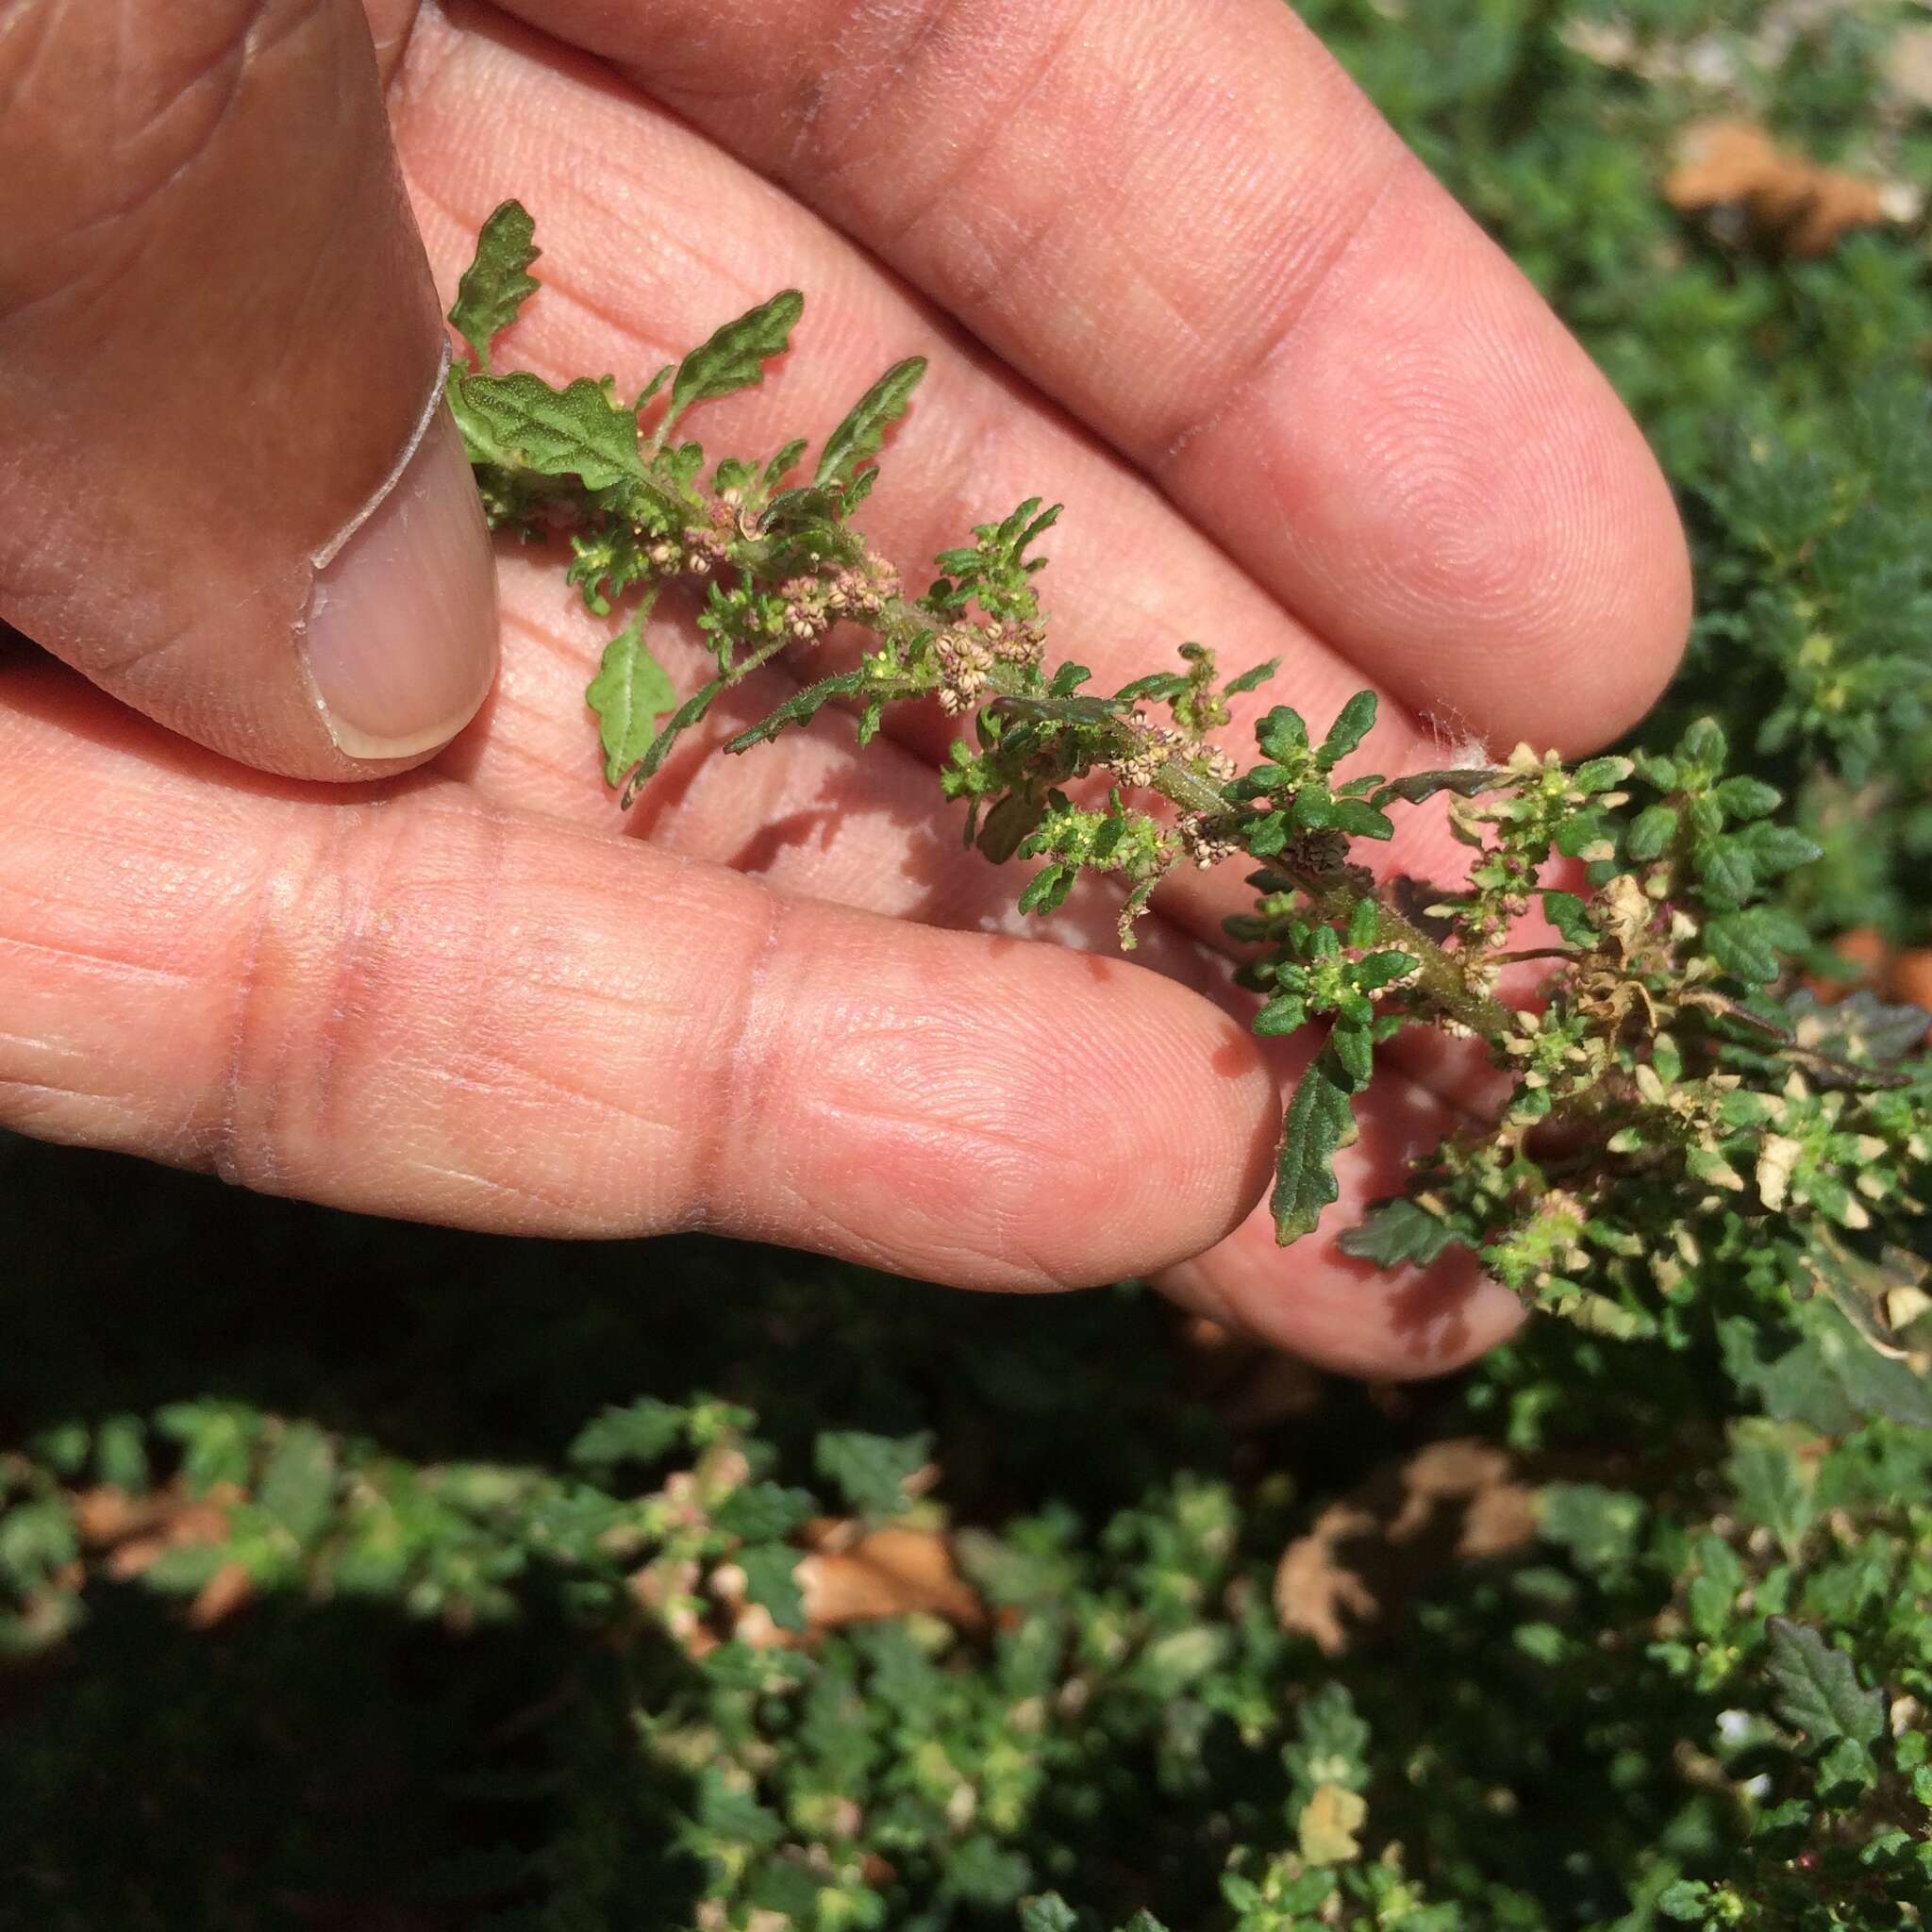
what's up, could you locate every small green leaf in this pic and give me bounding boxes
[1271,1045,1359,1245]
[1573,756,1633,793]
[1724,1301,1932,1433]
[258,1424,336,1545]
[991,694,1115,730]
[713,1482,814,1543]
[93,1416,148,1493]
[977,791,1049,864]
[841,465,874,512]
[1256,707,1310,763]
[1625,805,1679,862]
[1018,1899,1081,1932]
[1244,810,1291,857]
[1539,1483,1646,1574]
[1329,1015,1374,1087]
[568,1399,687,1470]
[1657,1880,1717,1922]
[1695,840,1756,908]
[1018,863,1072,915]
[665,291,805,429]
[1254,994,1307,1036]
[448,200,539,373]
[1291,788,1335,832]
[1223,657,1282,697]
[1555,810,1615,860]
[1337,1197,1457,1268]
[1542,891,1595,947]
[1139,1624,1230,1695]
[695,1769,787,1846]
[1736,821,1824,877]
[451,370,651,492]
[1713,775,1782,821]
[1729,1433,1816,1557]
[1785,989,1930,1068]
[1678,717,1728,772]
[1353,949,1415,991]
[1318,691,1378,767]
[815,1430,933,1517]
[1113,672,1190,706]
[1705,910,1784,985]
[622,677,728,804]
[586,601,675,789]
[1328,798,1394,841]
[738,1542,807,1632]
[1764,1618,1884,1748]
[815,357,927,492]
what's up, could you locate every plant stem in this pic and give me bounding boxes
[727,540,1517,1044]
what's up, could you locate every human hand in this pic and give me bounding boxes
[0,0,1689,1374]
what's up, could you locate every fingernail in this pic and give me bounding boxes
[301,401,498,761]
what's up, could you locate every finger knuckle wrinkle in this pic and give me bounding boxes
[208,802,485,1197]
[676,886,786,1234]
[86,5,258,219]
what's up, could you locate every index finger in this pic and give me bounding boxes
[495,0,1690,754]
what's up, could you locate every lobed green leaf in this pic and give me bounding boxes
[1222,657,1282,697]
[585,599,675,789]
[815,357,927,491]
[1337,1197,1457,1268]
[737,1542,807,1632]
[1764,1618,1885,1749]
[447,199,539,373]
[815,1429,933,1517]
[1271,1043,1360,1244]
[451,369,652,493]
[668,291,805,425]
[1319,691,1378,767]
[567,1399,686,1471]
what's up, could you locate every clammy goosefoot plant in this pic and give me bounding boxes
[445,202,1932,1348]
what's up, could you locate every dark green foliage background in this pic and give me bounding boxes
[5,4,1931,1927]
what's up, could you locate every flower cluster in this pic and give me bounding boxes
[933,624,997,715]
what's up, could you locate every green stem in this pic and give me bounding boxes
[720,529,1516,1043]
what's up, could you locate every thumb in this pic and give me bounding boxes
[0,0,497,778]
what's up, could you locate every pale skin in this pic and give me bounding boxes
[0,0,1690,1375]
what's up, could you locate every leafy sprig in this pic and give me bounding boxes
[444,203,1932,1350]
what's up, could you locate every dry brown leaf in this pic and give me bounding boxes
[1664,118,1889,257]
[188,1559,255,1629]
[79,1482,239,1581]
[71,1487,170,1545]
[796,1526,985,1632]
[1274,1439,1537,1656]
